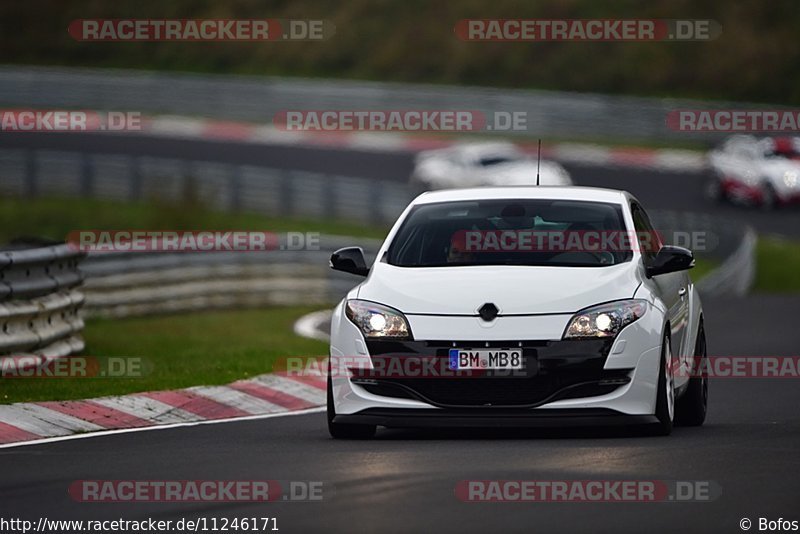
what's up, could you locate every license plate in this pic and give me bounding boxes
[448,348,524,370]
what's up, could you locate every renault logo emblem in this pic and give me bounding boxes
[478,303,499,322]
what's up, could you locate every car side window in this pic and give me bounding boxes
[630,203,661,265]
[458,154,473,168]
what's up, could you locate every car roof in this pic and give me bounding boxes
[456,142,519,155]
[412,186,632,206]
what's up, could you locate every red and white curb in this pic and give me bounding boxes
[138,115,706,174]
[0,370,325,447]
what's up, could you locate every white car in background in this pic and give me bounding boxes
[707,135,800,209]
[410,142,572,192]
[327,186,707,439]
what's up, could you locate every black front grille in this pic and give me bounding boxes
[356,371,628,408]
[356,338,627,408]
[359,381,417,400]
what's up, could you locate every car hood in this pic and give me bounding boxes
[357,262,641,315]
[760,159,800,183]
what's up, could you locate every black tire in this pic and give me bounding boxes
[327,364,376,440]
[650,332,675,436]
[675,324,708,427]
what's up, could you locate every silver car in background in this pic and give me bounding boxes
[410,142,572,192]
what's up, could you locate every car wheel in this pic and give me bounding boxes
[651,333,675,436]
[327,362,376,440]
[761,183,778,210]
[675,324,708,427]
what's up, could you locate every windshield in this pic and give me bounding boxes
[387,199,633,268]
[764,139,800,160]
[477,155,519,167]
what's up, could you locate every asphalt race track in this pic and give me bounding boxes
[2,132,799,237]
[2,294,799,533]
[2,132,799,533]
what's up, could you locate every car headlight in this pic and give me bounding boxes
[783,170,798,188]
[563,300,648,339]
[345,300,412,339]
[741,170,758,186]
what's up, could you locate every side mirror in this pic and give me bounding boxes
[330,247,369,277]
[646,245,695,278]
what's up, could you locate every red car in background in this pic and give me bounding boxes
[707,135,800,209]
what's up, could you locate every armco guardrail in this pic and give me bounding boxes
[80,237,382,318]
[0,65,770,144]
[0,148,411,225]
[0,242,86,371]
[695,227,757,297]
[0,241,84,299]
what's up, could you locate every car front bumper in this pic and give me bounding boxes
[329,301,666,422]
[332,408,659,428]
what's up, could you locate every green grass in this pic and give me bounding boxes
[1,307,328,404]
[753,236,800,292]
[0,196,390,244]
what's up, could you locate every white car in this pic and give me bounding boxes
[410,142,572,192]
[707,135,800,208]
[327,186,707,438]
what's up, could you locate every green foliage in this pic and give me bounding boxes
[0,196,389,243]
[1,0,797,103]
[754,236,800,292]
